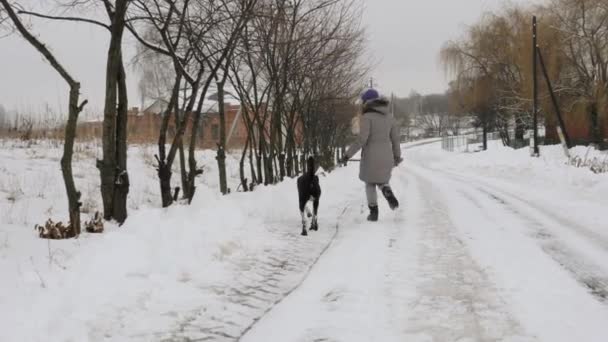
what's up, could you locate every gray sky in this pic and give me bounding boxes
[0,0,525,116]
[361,0,528,97]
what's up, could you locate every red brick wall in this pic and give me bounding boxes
[545,109,608,145]
[73,104,304,150]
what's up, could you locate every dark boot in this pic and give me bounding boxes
[367,205,379,222]
[381,186,399,210]
[310,218,318,231]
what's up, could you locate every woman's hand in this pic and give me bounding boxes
[394,157,403,167]
[340,155,350,166]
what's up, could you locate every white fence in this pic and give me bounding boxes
[441,132,501,152]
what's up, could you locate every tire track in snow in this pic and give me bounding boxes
[423,167,608,303]
[436,168,608,252]
[402,171,531,341]
[409,164,608,341]
[467,187,608,302]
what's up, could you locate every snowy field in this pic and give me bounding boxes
[1,138,608,341]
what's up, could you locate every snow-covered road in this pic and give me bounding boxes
[240,142,608,342]
[2,140,608,341]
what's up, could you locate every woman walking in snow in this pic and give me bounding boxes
[342,88,402,221]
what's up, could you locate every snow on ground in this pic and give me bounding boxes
[0,138,365,341]
[1,138,608,341]
[242,141,608,342]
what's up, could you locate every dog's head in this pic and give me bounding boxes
[307,156,316,176]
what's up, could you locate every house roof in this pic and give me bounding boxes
[143,92,241,116]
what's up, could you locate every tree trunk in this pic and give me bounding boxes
[216,82,228,195]
[61,84,85,236]
[186,77,216,203]
[294,148,300,175]
[178,140,186,199]
[158,160,173,207]
[256,132,263,185]
[515,116,525,144]
[273,153,279,182]
[482,123,488,151]
[259,135,270,185]
[239,137,249,192]
[0,0,88,235]
[175,97,187,200]
[277,135,285,181]
[113,54,129,223]
[249,135,257,185]
[286,141,293,177]
[98,0,129,223]
[156,75,181,208]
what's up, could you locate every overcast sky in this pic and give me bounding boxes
[0,0,527,116]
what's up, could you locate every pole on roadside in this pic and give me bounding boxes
[537,47,572,149]
[532,16,540,157]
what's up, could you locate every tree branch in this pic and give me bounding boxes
[18,10,110,31]
[1,1,77,87]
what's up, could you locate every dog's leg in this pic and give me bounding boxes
[298,197,308,236]
[311,198,319,231]
[300,211,308,236]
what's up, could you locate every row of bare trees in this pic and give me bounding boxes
[441,0,608,149]
[134,0,367,204]
[0,0,367,235]
[393,92,470,138]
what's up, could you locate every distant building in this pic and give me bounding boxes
[77,101,302,150]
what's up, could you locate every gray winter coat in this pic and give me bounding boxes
[346,100,401,184]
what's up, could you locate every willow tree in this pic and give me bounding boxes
[548,0,608,144]
[441,6,536,147]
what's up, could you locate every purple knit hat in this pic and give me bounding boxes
[361,88,379,104]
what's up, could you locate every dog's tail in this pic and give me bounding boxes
[307,156,315,177]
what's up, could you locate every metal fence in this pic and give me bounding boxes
[441,132,502,152]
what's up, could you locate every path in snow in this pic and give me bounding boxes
[240,164,530,341]
[145,211,342,342]
[238,143,608,342]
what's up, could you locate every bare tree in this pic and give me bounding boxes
[19,0,132,223]
[183,0,244,201]
[129,0,202,207]
[1,0,88,236]
[228,0,367,186]
[128,0,256,204]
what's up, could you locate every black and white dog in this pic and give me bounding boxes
[297,157,321,236]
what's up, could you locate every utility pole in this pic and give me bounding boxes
[369,77,374,88]
[537,47,571,149]
[532,16,540,156]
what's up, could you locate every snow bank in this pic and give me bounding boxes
[410,141,608,203]
[0,139,362,341]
